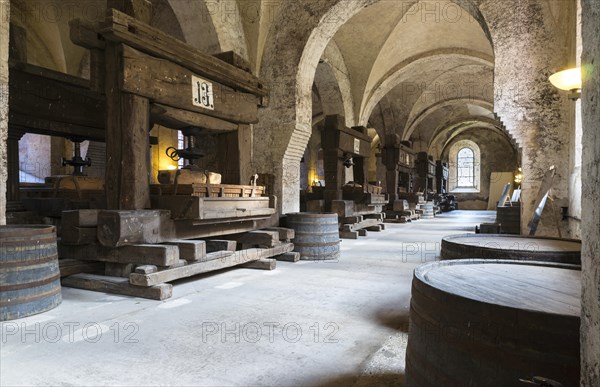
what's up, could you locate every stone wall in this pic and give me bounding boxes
[441,129,518,210]
[0,0,9,224]
[581,0,600,384]
[480,0,574,237]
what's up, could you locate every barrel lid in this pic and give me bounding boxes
[415,259,581,317]
[443,234,581,252]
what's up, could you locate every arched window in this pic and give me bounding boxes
[447,140,481,193]
[457,148,475,187]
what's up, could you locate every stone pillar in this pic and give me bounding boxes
[0,0,10,225]
[581,0,600,384]
[481,0,574,237]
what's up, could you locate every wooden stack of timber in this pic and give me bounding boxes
[58,209,295,300]
[385,200,419,224]
[336,212,386,239]
[331,200,387,239]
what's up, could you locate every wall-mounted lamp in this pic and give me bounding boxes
[514,167,523,185]
[549,67,582,100]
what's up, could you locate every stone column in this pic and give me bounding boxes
[481,0,574,237]
[581,0,600,384]
[0,0,10,225]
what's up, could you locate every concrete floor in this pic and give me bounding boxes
[1,211,495,387]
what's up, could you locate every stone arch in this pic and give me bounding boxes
[256,0,495,213]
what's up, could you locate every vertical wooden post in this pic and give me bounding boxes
[104,43,151,209]
[238,124,253,185]
[382,147,400,202]
[6,128,23,202]
[104,0,152,210]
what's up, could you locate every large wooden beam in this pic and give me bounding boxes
[97,210,174,247]
[100,9,268,99]
[150,103,238,132]
[62,274,172,300]
[121,45,259,124]
[8,62,105,140]
[129,243,293,287]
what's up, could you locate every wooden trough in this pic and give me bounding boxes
[406,259,580,387]
[441,234,582,265]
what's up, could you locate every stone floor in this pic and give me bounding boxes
[0,210,495,386]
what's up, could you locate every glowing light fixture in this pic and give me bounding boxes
[167,165,178,170]
[514,168,523,185]
[549,67,582,100]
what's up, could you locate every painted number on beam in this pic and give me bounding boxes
[192,75,215,110]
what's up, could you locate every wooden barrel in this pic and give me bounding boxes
[406,260,580,387]
[441,234,581,265]
[286,213,340,260]
[496,205,521,234]
[0,225,62,321]
[421,202,434,219]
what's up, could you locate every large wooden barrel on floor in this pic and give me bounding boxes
[421,202,434,219]
[441,234,581,265]
[286,213,340,260]
[0,225,62,321]
[406,260,580,387]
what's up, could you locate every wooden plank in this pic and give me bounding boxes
[206,240,237,253]
[121,45,259,124]
[340,231,359,240]
[61,209,100,227]
[100,9,268,98]
[62,274,172,300]
[234,230,279,247]
[366,225,383,232]
[264,227,295,241]
[275,252,300,262]
[129,243,293,286]
[105,263,134,277]
[58,259,104,277]
[341,219,380,232]
[358,229,368,237]
[150,103,238,132]
[135,265,158,274]
[242,258,276,271]
[97,210,174,247]
[174,214,278,240]
[150,184,266,197]
[151,195,274,220]
[162,240,206,262]
[8,64,105,140]
[61,226,97,245]
[58,243,180,266]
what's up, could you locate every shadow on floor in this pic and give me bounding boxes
[315,372,405,387]
[374,308,411,332]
